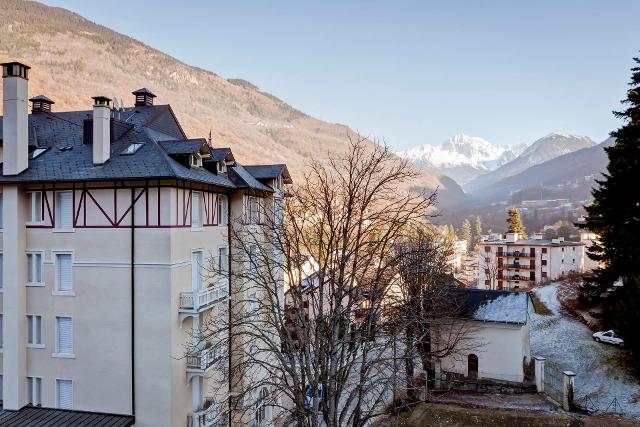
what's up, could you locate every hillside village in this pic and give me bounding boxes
[0,1,639,427]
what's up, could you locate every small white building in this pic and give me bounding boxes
[478,233,585,290]
[436,289,532,383]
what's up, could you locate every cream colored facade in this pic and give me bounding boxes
[477,233,585,290]
[0,62,288,427]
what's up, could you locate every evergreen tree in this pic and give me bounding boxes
[506,208,527,238]
[460,219,472,251]
[447,224,457,242]
[473,216,483,246]
[580,57,640,358]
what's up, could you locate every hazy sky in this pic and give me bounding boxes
[41,0,640,150]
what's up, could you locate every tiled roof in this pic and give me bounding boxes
[0,105,276,190]
[0,406,134,426]
[450,288,532,325]
[244,164,292,184]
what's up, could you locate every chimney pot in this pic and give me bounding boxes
[2,61,30,175]
[92,96,112,165]
[132,88,156,107]
[29,95,55,113]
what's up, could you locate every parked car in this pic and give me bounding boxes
[593,330,624,347]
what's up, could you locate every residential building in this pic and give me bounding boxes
[0,62,290,426]
[477,233,584,290]
[436,288,532,384]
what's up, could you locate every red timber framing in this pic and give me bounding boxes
[25,179,227,229]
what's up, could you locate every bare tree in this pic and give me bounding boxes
[478,253,500,290]
[189,135,439,427]
[392,228,477,401]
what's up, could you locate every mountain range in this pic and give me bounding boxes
[0,0,467,208]
[398,134,527,184]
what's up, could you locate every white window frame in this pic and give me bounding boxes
[217,194,228,227]
[26,251,45,287]
[27,376,42,407]
[53,316,75,359]
[55,378,73,409]
[0,314,3,350]
[53,251,74,296]
[191,191,203,229]
[27,314,44,348]
[218,246,229,275]
[0,192,3,230]
[0,251,3,291]
[217,162,227,174]
[54,190,74,232]
[248,196,260,224]
[27,191,45,225]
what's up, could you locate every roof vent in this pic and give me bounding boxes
[29,95,55,113]
[132,88,156,107]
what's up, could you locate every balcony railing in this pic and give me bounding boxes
[497,252,535,258]
[180,284,228,312]
[504,264,535,270]
[187,342,225,372]
[506,275,535,282]
[188,403,226,427]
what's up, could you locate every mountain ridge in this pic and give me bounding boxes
[0,0,468,208]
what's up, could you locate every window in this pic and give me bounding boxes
[0,193,3,228]
[217,162,227,174]
[55,192,73,230]
[0,314,3,348]
[218,247,229,275]
[192,251,204,292]
[55,316,73,356]
[27,253,43,285]
[55,253,73,293]
[254,387,269,426]
[56,379,73,409]
[542,272,548,278]
[29,191,44,223]
[27,315,43,346]
[27,377,42,406]
[542,248,547,254]
[0,253,3,289]
[249,293,258,315]
[190,154,203,168]
[249,245,258,275]
[542,260,547,266]
[217,195,228,226]
[248,196,260,224]
[484,246,491,253]
[192,192,202,228]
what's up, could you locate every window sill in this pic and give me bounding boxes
[27,282,45,288]
[52,290,75,297]
[27,343,45,349]
[25,221,46,227]
[52,353,76,359]
[52,228,75,233]
[191,226,203,231]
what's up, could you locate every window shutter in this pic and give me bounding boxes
[57,192,73,229]
[56,379,73,409]
[243,195,248,224]
[57,254,73,292]
[0,254,3,288]
[57,317,73,354]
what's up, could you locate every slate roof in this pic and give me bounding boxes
[244,164,292,184]
[0,406,134,426]
[210,147,233,162]
[0,104,288,191]
[449,288,532,325]
[483,238,583,247]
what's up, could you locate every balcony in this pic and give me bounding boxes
[187,342,225,376]
[497,252,534,258]
[180,284,228,315]
[506,275,535,282]
[504,264,535,270]
[188,402,226,427]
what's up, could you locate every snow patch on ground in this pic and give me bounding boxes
[531,284,640,418]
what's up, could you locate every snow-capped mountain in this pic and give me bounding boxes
[464,133,596,193]
[398,134,527,184]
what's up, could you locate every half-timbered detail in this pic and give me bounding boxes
[0,61,291,427]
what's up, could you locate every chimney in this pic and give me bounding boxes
[132,88,156,107]
[2,62,30,176]
[92,96,112,165]
[29,95,54,113]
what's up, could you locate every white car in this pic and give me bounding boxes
[593,330,624,347]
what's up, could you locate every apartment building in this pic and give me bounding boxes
[0,62,290,426]
[477,232,584,290]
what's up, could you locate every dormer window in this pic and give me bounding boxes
[121,143,144,155]
[29,95,54,113]
[217,162,227,174]
[190,154,203,168]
